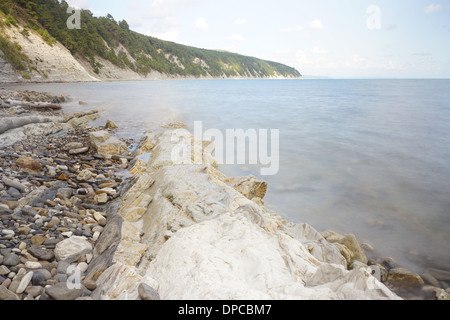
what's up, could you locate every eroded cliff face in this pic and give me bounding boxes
[0,24,99,83]
[87,129,401,300]
[0,17,301,83]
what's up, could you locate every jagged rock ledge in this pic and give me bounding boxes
[87,128,404,300]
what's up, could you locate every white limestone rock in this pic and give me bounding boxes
[55,236,93,262]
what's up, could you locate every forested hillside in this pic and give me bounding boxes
[0,0,302,79]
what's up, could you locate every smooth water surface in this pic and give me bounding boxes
[4,79,450,273]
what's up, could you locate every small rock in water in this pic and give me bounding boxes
[105,120,118,129]
[388,268,424,288]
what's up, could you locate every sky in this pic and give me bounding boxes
[66,0,450,78]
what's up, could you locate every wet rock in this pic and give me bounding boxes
[337,234,368,265]
[388,268,424,288]
[427,268,450,281]
[105,120,118,130]
[382,257,397,271]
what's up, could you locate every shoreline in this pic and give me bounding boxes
[0,89,448,300]
[0,75,304,85]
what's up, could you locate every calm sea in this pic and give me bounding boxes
[4,79,450,274]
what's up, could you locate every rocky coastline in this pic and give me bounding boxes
[0,89,448,300]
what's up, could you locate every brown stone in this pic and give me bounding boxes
[16,157,42,173]
[228,175,268,201]
[57,173,69,181]
[388,268,424,288]
[30,235,46,246]
[2,200,19,209]
[17,226,32,235]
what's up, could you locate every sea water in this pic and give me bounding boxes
[5,79,450,274]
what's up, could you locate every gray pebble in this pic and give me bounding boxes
[3,253,20,266]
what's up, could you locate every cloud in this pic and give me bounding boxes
[308,19,324,30]
[312,46,328,55]
[195,17,209,31]
[228,34,245,42]
[144,0,208,18]
[146,29,179,42]
[145,16,180,42]
[132,0,210,41]
[235,19,247,25]
[65,0,90,9]
[279,25,303,32]
[424,4,442,13]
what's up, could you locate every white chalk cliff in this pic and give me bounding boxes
[89,129,401,300]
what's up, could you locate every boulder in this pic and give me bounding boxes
[105,120,118,129]
[55,236,93,262]
[228,175,268,201]
[388,268,424,288]
[89,130,127,156]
